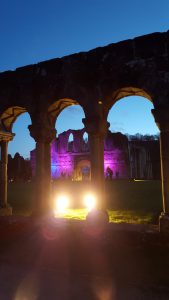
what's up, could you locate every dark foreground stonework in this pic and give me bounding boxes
[1,30,169,121]
[0,217,169,299]
[0,30,169,230]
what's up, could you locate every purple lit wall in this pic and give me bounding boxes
[51,152,74,178]
[30,129,129,180]
[104,150,128,178]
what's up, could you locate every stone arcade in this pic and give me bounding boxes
[0,31,169,232]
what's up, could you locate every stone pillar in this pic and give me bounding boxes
[152,108,169,233]
[29,124,56,216]
[0,140,12,215]
[83,117,109,210]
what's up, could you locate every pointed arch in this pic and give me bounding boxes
[67,133,74,152]
[48,98,79,126]
[0,106,29,132]
[82,131,89,151]
[105,87,153,117]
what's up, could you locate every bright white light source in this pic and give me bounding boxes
[84,193,96,211]
[55,195,69,213]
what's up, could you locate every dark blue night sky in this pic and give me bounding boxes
[1,0,168,157]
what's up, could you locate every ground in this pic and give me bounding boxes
[8,180,162,223]
[0,216,169,299]
[0,180,167,299]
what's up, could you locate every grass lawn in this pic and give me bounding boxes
[8,180,162,224]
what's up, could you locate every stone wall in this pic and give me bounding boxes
[30,129,160,180]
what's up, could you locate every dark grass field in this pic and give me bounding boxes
[2,180,169,299]
[8,180,162,224]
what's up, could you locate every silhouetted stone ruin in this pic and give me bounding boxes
[0,30,169,231]
[30,129,160,180]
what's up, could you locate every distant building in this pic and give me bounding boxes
[30,129,161,180]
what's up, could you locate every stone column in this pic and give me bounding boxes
[83,117,109,210]
[152,108,169,233]
[0,139,12,215]
[29,124,56,216]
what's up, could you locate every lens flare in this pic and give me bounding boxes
[55,195,69,213]
[84,193,96,211]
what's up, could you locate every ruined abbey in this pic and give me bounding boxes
[31,129,160,181]
[1,30,169,231]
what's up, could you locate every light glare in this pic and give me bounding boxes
[84,193,96,211]
[55,195,69,213]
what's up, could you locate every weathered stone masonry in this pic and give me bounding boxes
[0,30,169,231]
[30,129,159,181]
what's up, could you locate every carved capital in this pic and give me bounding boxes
[0,122,14,142]
[151,108,169,132]
[83,117,110,137]
[29,124,56,143]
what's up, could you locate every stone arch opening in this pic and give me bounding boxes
[67,133,74,152]
[99,92,163,223]
[82,132,89,152]
[74,159,91,181]
[0,107,35,215]
[8,112,35,160]
[48,98,83,126]
[53,100,85,132]
[49,100,86,180]
[107,95,159,180]
[110,87,153,109]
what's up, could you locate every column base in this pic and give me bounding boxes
[159,212,169,233]
[0,205,12,216]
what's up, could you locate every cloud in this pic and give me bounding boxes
[109,122,124,133]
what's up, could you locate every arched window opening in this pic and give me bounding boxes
[67,133,74,152]
[82,132,89,151]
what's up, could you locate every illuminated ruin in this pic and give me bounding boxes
[30,129,160,180]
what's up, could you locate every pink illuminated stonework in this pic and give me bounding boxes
[30,129,159,180]
[31,129,129,180]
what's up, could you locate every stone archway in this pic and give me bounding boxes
[0,106,32,215]
[74,159,91,181]
[0,106,27,132]
[0,31,169,230]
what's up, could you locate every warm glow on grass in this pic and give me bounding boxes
[55,195,69,213]
[84,193,96,211]
[53,208,153,224]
